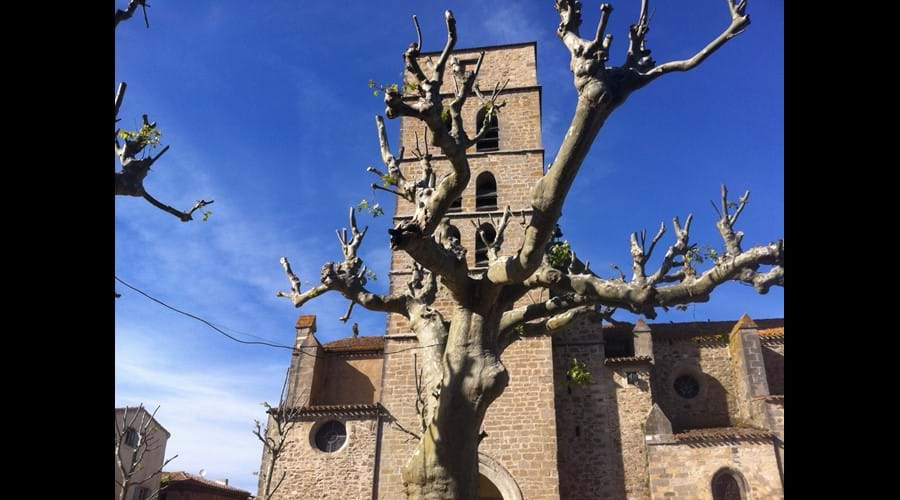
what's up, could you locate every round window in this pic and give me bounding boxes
[314,421,347,453]
[673,374,700,399]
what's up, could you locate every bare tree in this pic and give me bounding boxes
[254,369,302,500]
[115,3,213,222]
[115,405,178,500]
[276,1,780,498]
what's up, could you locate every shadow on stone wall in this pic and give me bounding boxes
[650,340,732,432]
[762,346,784,395]
[313,359,377,405]
[553,340,630,499]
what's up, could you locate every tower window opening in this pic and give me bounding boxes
[475,107,499,152]
[475,172,498,211]
[474,223,496,267]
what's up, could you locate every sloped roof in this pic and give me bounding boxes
[316,318,783,352]
[604,318,784,340]
[321,335,384,353]
[674,426,775,442]
[161,472,251,498]
[295,315,316,329]
[604,355,653,365]
[289,404,381,417]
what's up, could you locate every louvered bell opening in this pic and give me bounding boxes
[476,110,499,152]
[475,172,498,211]
[474,224,496,267]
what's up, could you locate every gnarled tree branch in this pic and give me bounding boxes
[115,0,150,29]
[276,208,408,319]
[115,94,213,222]
[471,206,513,264]
[643,0,750,78]
[488,1,751,286]
[520,186,782,318]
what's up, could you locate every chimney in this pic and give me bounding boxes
[728,314,771,426]
[285,314,323,408]
[633,318,653,361]
[295,314,317,337]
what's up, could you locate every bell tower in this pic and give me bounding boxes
[377,42,562,500]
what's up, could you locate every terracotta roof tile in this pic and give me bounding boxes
[759,326,784,337]
[322,335,384,353]
[295,315,316,329]
[674,427,775,442]
[602,318,783,340]
[161,472,252,497]
[275,404,380,417]
[604,355,653,365]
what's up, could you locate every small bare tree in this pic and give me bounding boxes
[115,405,178,500]
[254,369,302,500]
[115,2,214,222]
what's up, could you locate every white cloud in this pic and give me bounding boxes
[116,328,285,494]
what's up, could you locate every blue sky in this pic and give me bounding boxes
[115,0,782,493]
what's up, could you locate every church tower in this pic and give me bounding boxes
[378,42,562,500]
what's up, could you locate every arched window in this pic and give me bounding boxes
[475,223,496,267]
[448,196,463,213]
[475,107,499,152]
[475,172,498,211]
[711,468,747,500]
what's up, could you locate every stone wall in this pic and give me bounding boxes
[553,319,652,500]
[375,336,423,500]
[413,43,538,91]
[650,337,736,431]
[312,354,383,405]
[647,439,783,499]
[262,416,378,500]
[728,318,772,427]
[479,334,560,500]
[376,334,561,499]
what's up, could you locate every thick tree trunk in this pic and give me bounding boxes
[401,305,508,500]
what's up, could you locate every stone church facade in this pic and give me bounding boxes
[258,42,784,500]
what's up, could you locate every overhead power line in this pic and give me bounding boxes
[114,276,440,359]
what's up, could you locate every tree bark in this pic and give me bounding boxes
[401,305,508,500]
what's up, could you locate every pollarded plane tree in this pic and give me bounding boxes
[276,1,782,499]
[114,1,213,222]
